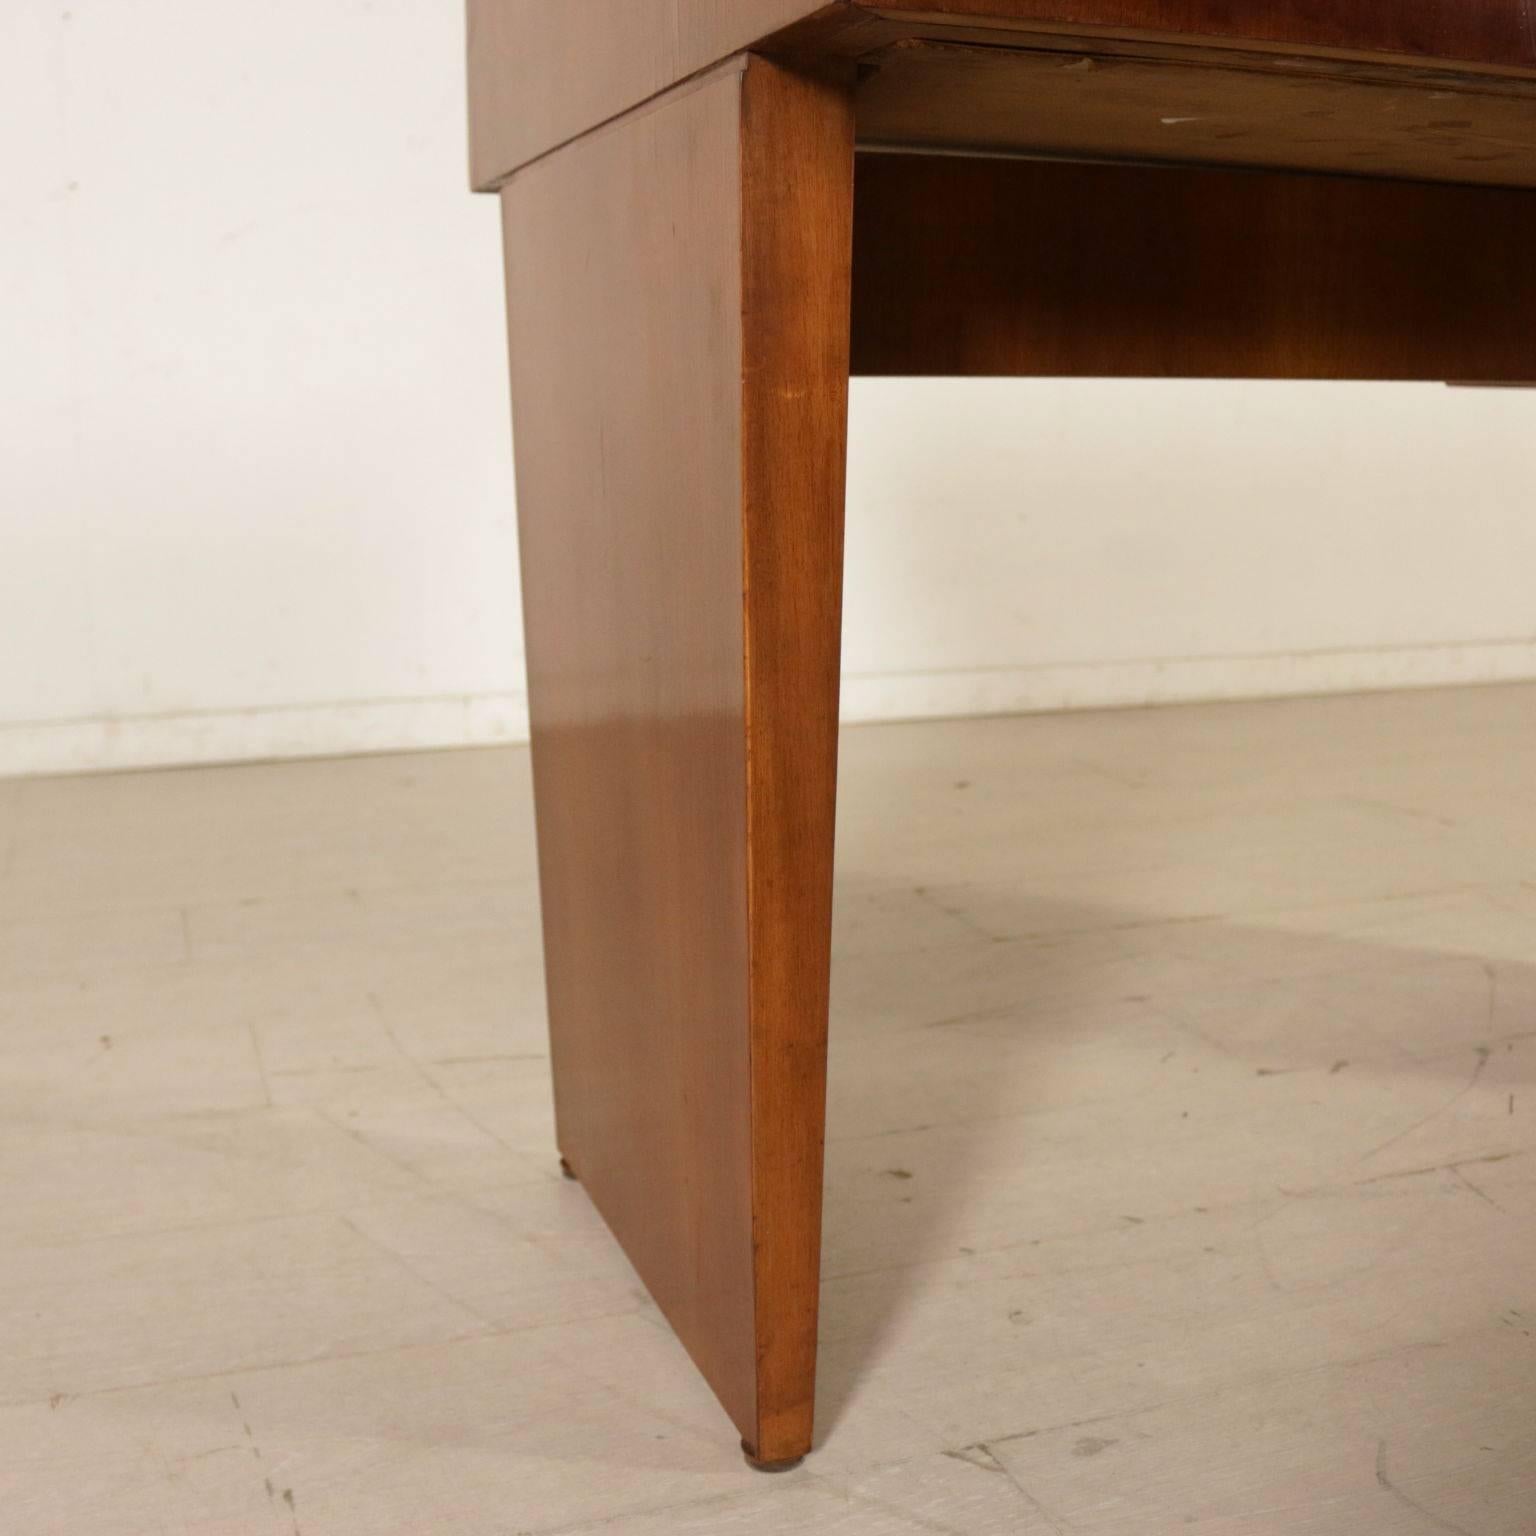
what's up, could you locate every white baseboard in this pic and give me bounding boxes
[0,694,531,779]
[839,641,1536,724]
[4,640,1536,778]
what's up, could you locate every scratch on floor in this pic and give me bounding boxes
[1448,1165,1506,1214]
[337,1213,498,1329]
[1376,1440,1481,1536]
[231,1391,302,1536]
[1344,795,1460,830]
[366,990,525,1156]
[316,1107,437,1192]
[182,1444,246,1465]
[945,1445,1003,1473]
[912,886,1010,945]
[985,1401,1169,1451]
[923,1005,1016,1032]
[943,1444,1070,1534]
[1354,1044,1493,1165]
[1266,1147,1526,1205]
[1354,1149,1524,1188]
[246,1017,274,1108]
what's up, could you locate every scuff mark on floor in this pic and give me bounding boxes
[1375,1439,1481,1536]
[1354,1043,1493,1165]
[943,1443,1070,1535]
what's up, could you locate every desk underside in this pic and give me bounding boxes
[469,0,1536,190]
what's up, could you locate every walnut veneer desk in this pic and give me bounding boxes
[467,1,1536,1468]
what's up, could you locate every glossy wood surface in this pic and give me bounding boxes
[857,38,1536,189]
[739,61,856,1467]
[851,153,1536,380]
[469,0,1536,188]
[866,0,1536,70]
[502,62,756,1447]
[499,56,853,1466]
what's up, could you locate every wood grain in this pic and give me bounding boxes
[856,38,1536,189]
[501,61,757,1442]
[499,55,853,1466]
[740,59,856,1467]
[851,152,1536,380]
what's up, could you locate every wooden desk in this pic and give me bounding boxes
[467,1,1536,1467]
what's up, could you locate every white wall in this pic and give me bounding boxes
[4,1,1536,779]
[842,379,1536,722]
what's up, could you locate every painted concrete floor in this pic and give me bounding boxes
[3,685,1534,1534]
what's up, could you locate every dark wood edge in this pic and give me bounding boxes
[738,55,856,1466]
[472,0,1536,191]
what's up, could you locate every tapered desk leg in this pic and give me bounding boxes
[499,55,854,1467]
